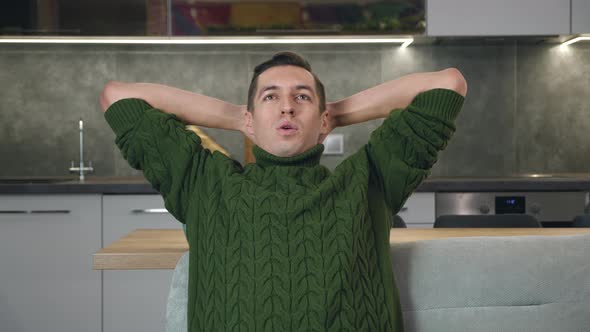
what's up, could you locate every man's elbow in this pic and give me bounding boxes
[439,68,467,97]
[100,80,124,112]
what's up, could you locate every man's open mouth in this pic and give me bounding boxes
[276,122,298,136]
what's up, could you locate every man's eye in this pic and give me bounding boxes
[297,95,310,101]
[263,95,275,101]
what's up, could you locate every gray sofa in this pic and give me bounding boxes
[166,234,590,331]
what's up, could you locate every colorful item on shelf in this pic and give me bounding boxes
[170,0,424,35]
[172,3,230,35]
[230,2,301,30]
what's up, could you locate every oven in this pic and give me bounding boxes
[436,192,589,227]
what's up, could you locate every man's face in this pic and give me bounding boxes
[246,65,329,157]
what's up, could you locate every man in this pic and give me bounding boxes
[101,52,467,331]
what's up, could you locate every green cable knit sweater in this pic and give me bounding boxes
[104,88,464,332]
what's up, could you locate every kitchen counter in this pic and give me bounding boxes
[2,174,590,194]
[423,175,590,192]
[93,228,590,270]
[0,176,158,194]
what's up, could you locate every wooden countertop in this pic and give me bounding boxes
[93,228,590,270]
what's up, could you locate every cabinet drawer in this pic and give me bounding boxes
[0,194,101,332]
[102,194,182,332]
[572,0,590,34]
[427,0,569,36]
[103,194,182,246]
[397,192,435,226]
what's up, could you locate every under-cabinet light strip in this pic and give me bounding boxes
[0,36,414,47]
[561,36,590,46]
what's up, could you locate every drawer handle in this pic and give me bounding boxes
[131,209,169,214]
[30,210,70,214]
[0,210,70,214]
[400,207,408,212]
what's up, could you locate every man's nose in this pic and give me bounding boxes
[280,100,296,115]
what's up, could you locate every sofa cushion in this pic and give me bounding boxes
[166,251,189,332]
[390,234,590,332]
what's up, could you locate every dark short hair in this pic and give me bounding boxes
[247,52,326,113]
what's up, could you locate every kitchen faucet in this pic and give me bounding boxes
[69,118,94,181]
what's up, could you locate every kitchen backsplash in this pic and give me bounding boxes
[0,42,588,177]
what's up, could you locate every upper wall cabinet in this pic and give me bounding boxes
[427,0,570,36]
[0,0,425,37]
[572,0,590,33]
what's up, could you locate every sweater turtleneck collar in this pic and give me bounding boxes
[252,144,324,168]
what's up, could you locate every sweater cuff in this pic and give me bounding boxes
[104,98,153,136]
[410,88,465,122]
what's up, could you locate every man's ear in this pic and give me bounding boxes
[319,110,330,135]
[245,111,255,136]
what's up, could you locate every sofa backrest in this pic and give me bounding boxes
[390,234,590,332]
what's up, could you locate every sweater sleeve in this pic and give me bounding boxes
[365,88,464,213]
[104,98,208,224]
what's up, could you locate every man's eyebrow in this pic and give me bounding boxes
[258,85,278,97]
[295,85,314,93]
[258,84,315,97]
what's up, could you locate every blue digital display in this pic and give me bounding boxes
[495,196,525,214]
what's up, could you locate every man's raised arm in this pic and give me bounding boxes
[100,81,247,132]
[327,68,467,128]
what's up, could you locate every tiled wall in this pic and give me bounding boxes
[1,42,589,177]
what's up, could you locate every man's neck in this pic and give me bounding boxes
[252,144,324,168]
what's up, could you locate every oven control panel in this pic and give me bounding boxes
[436,192,586,223]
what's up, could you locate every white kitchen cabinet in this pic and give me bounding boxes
[102,194,183,332]
[397,192,435,228]
[572,0,590,33]
[0,194,101,332]
[427,0,570,36]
